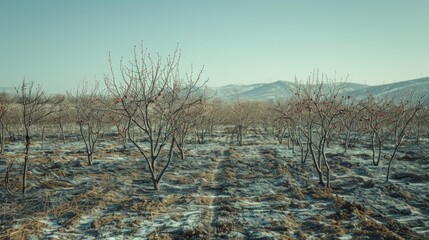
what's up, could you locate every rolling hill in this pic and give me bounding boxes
[210,77,429,101]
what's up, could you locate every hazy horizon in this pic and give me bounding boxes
[1,1,428,93]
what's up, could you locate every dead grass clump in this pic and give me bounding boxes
[103,191,126,204]
[169,174,194,184]
[341,201,367,216]
[39,180,73,189]
[332,195,346,207]
[60,211,81,228]
[162,195,179,207]
[328,210,350,221]
[194,195,214,205]
[282,215,299,231]
[129,196,178,214]
[91,213,126,229]
[290,187,305,200]
[199,171,215,184]
[222,167,236,180]
[3,219,48,240]
[240,173,258,179]
[261,148,275,155]
[272,202,290,211]
[174,226,210,239]
[289,201,308,209]
[51,168,68,177]
[227,148,241,159]
[370,212,426,239]
[355,219,402,240]
[391,172,429,182]
[70,186,125,210]
[328,200,367,222]
[32,157,50,164]
[309,215,324,222]
[399,153,421,161]
[301,220,345,238]
[130,171,141,180]
[147,232,173,240]
[307,187,334,200]
[389,190,414,201]
[276,165,290,175]
[88,173,113,181]
[175,195,193,204]
[214,219,242,237]
[218,203,236,215]
[264,153,275,160]
[257,193,286,202]
[294,230,307,240]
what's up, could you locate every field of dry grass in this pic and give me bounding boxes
[1,131,428,239]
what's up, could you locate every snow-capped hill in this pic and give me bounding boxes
[210,77,429,101]
[345,77,429,99]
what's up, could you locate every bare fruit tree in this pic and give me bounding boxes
[338,96,364,153]
[105,44,207,191]
[229,100,260,146]
[359,96,395,166]
[293,70,347,187]
[193,100,219,144]
[384,95,425,183]
[174,97,208,160]
[16,80,64,195]
[0,92,14,154]
[69,81,106,166]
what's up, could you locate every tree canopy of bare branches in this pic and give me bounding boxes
[105,43,208,190]
[16,80,64,195]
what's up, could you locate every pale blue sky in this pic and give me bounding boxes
[1,0,428,93]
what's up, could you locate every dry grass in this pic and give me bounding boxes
[91,213,126,228]
[194,195,214,205]
[257,193,286,202]
[221,167,236,180]
[1,219,48,240]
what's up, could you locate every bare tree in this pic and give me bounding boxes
[105,43,207,190]
[229,100,260,146]
[173,98,208,160]
[293,70,347,187]
[69,81,106,166]
[0,92,14,154]
[105,110,129,149]
[51,98,73,145]
[384,96,425,183]
[360,96,395,166]
[193,100,220,144]
[16,80,64,195]
[338,96,364,153]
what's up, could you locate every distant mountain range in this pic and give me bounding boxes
[209,77,429,101]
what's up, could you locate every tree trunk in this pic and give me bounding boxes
[309,143,324,186]
[344,129,351,153]
[374,140,382,166]
[322,151,331,188]
[238,125,243,146]
[180,148,185,160]
[87,152,93,166]
[22,131,30,195]
[59,122,66,144]
[0,123,5,154]
[41,125,46,151]
[153,180,160,191]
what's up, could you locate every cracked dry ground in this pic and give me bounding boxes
[1,140,428,239]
